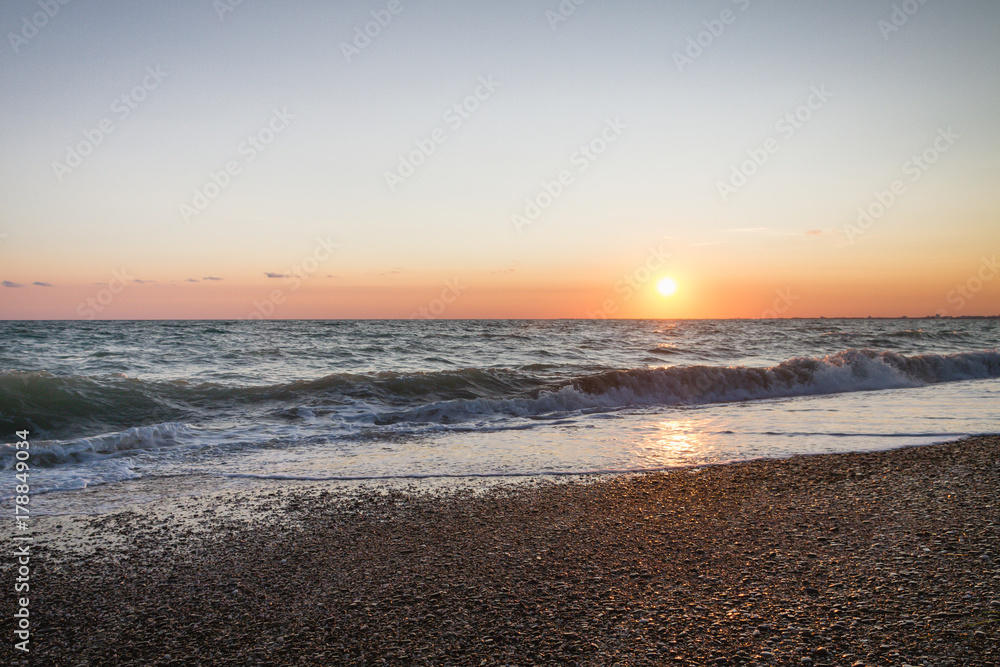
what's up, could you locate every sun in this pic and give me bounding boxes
[656,276,678,297]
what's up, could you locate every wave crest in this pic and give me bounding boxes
[2,349,997,442]
[372,349,1000,425]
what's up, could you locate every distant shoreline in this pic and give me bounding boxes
[1,315,999,322]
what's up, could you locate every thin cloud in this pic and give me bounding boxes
[32,281,53,287]
[134,279,156,284]
[265,272,289,279]
[185,278,200,282]
[2,280,24,288]
[202,276,223,281]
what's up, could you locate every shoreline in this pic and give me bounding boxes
[6,436,999,665]
[21,430,983,522]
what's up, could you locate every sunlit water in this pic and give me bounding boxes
[1,319,997,513]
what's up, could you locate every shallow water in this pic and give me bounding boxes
[1,319,997,509]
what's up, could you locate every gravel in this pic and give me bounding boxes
[5,435,999,665]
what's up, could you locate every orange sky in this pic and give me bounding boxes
[2,254,996,320]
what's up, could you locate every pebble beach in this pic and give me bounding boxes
[7,435,1000,666]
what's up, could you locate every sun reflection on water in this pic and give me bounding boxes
[634,419,706,468]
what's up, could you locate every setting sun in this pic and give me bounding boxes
[656,276,678,297]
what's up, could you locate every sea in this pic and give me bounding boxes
[1,319,998,512]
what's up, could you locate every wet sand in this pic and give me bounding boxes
[6,436,999,666]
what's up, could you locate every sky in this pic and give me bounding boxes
[0,0,998,319]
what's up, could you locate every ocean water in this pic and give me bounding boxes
[1,319,998,510]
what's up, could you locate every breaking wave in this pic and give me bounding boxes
[2,349,997,470]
